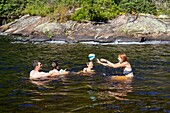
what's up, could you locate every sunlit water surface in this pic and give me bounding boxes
[0,36,170,113]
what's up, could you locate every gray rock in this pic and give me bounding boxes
[35,22,66,34]
[51,34,67,41]
[1,14,170,43]
[115,36,144,42]
[115,15,168,39]
[63,20,77,30]
[13,36,32,42]
[5,16,42,35]
[29,34,51,42]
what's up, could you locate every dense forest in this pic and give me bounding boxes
[0,0,170,25]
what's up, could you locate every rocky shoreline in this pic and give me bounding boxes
[0,14,170,44]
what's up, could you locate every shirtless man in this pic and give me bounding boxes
[29,60,53,80]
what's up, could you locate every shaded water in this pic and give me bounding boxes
[0,36,170,113]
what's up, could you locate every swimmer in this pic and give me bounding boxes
[77,61,95,75]
[83,61,94,73]
[29,60,54,80]
[83,53,95,73]
[97,53,133,79]
[49,60,69,76]
[77,53,96,75]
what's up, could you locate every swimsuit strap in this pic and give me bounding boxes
[123,70,133,75]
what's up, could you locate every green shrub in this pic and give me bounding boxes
[70,0,119,22]
[157,8,170,16]
[119,0,157,15]
[47,4,69,22]
[1,0,168,24]
[22,1,53,16]
[70,8,89,22]
[0,0,26,18]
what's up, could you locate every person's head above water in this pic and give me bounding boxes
[32,60,42,70]
[86,61,93,68]
[118,53,128,63]
[51,60,59,69]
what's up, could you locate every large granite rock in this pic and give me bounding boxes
[0,14,170,43]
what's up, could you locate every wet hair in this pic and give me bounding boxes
[86,61,93,68]
[32,60,39,68]
[118,53,128,63]
[52,60,59,69]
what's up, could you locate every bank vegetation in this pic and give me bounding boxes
[0,0,170,25]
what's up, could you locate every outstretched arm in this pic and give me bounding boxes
[100,58,115,67]
[97,59,110,67]
[97,58,127,68]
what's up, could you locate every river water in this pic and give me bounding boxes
[0,36,170,113]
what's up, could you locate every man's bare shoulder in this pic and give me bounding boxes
[29,70,48,79]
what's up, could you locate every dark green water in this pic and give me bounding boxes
[0,36,170,113]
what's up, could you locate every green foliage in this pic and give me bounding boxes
[54,0,80,9]
[45,30,54,39]
[119,0,157,15]
[0,0,26,18]
[47,4,69,22]
[157,8,170,16]
[1,0,170,24]
[70,8,90,22]
[70,0,119,22]
[22,1,53,16]
[154,0,170,16]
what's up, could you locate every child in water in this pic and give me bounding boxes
[79,53,95,75]
[83,60,94,72]
[49,60,69,76]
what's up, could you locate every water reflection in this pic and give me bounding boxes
[30,75,67,88]
[0,37,170,112]
[95,76,133,101]
[108,79,133,100]
[30,79,52,87]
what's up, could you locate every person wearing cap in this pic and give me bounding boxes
[29,60,54,80]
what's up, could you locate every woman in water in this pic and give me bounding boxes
[97,53,133,80]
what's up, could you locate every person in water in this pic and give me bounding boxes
[83,60,94,72]
[77,54,95,75]
[97,53,133,78]
[83,53,96,73]
[29,60,54,80]
[77,60,95,75]
[49,60,69,76]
